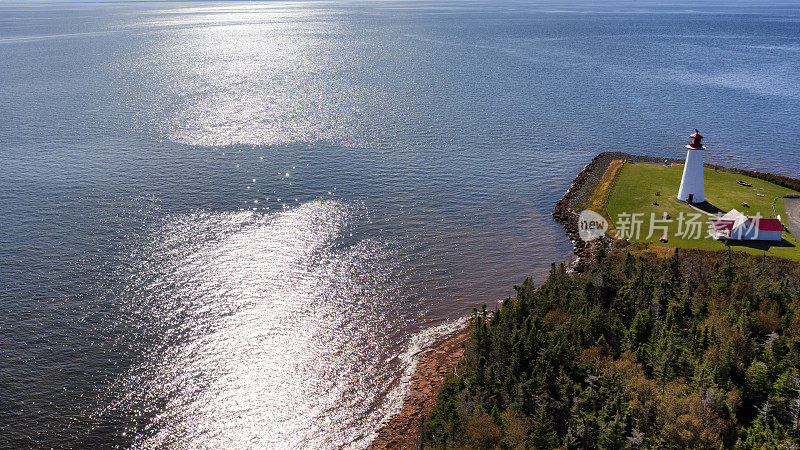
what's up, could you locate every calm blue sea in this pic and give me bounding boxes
[1,1,799,447]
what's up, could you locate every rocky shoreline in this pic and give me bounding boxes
[551,152,626,271]
[368,327,471,449]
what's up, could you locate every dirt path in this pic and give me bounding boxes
[785,197,800,240]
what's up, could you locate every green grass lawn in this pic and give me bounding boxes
[604,163,800,260]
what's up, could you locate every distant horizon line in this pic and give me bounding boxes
[2,0,800,5]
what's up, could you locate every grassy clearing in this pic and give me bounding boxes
[604,163,800,260]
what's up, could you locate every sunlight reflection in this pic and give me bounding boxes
[106,201,410,448]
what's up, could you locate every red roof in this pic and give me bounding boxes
[710,218,783,233]
[754,218,784,232]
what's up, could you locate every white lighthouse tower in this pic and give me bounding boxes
[677,129,705,204]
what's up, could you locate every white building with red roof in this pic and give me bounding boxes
[710,208,784,241]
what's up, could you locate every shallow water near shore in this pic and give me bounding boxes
[2,0,800,447]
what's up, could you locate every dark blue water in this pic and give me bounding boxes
[2,1,799,447]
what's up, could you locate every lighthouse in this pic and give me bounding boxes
[677,129,705,204]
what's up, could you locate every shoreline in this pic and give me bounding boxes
[551,153,619,271]
[370,152,800,448]
[368,326,471,449]
[369,153,669,448]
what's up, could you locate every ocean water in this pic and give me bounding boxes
[1,1,799,447]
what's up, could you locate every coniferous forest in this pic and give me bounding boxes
[425,247,800,449]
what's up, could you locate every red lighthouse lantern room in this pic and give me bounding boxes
[687,129,704,149]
